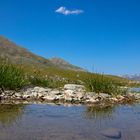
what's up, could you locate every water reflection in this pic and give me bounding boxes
[129,87,140,93]
[85,105,116,120]
[0,103,140,140]
[0,104,25,124]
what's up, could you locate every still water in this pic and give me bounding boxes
[129,87,140,93]
[0,103,140,140]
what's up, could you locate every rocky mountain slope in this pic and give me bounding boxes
[0,35,84,71]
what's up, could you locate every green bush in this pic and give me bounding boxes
[0,63,27,90]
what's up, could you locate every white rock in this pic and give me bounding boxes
[14,92,22,97]
[99,93,111,98]
[64,95,73,102]
[50,90,61,95]
[111,97,118,102]
[86,98,99,103]
[42,95,56,101]
[38,87,51,93]
[37,92,44,98]
[75,92,84,100]
[30,92,38,97]
[64,84,85,91]
[116,95,125,100]
[34,87,40,91]
[85,92,96,99]
[64,90,74,96]
[22,94,31,99]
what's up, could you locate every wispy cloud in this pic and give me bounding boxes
[55,6,84,15]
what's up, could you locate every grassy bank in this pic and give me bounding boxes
[0,62,139,95]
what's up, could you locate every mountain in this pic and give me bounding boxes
[0,35,53,67]
[0,35,85,71]
[49,57,85,71]
[123,74,140,82]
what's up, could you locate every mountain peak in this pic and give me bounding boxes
[49,57,86,71]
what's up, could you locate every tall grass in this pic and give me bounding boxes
[0,63,27,90]
[28,75,71,89]
[84,74,127,95]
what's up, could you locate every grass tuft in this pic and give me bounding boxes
[84,74,127,96]
[0,63,27,90]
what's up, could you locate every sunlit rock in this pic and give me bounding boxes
[64,84,85,91]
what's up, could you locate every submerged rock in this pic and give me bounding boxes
[101,128,121,139]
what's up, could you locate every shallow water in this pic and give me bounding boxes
[129,87,140,93]
[0,103,140,140]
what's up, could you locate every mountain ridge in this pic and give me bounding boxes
[0,35,85,71]
[49,57,85,71]
[123,74,140,82]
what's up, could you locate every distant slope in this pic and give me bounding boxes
[0,35,85,71]
[124,74,140,82]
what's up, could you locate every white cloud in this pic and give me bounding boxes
[55,6,84,15]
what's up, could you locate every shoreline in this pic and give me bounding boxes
[0,84,140,105]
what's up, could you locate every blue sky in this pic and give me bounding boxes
[0,0,140,75]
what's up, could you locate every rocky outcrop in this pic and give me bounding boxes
[0,84,139,104]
